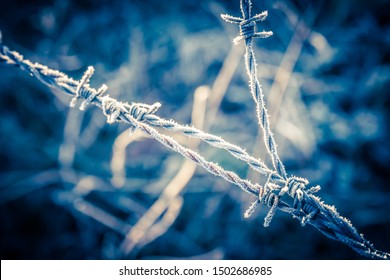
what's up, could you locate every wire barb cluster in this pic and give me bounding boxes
[101,95,161,132]
[1,0,389,259]
[69,66,109,111]
[221,11,273,45]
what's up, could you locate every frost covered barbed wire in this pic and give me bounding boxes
[0,0,389,259]
[221,0,389,259]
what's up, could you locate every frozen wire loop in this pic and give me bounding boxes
[101,95,128,124]
[125,102,161,133]
[101,95,161,133]
[70,66,95,108]
[80,84,108,111]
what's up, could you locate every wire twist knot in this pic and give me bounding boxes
[102,95,161,132]
[69,66,94,108]
[284,176,308,201]
[127,102,161,122]
[244,172,282,227]
[126,101,161,132]
[68,66,108,110]
[221,11,273,45]
[101,95,129,124]
[285,176,321,226]
[244,174,320,227]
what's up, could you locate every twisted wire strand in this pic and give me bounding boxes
[143,115,280,179]
[1,31,389,259]
[300,192,390,259]
[130,117,260,196]
[222,0,287,179]
[221,0,293,225]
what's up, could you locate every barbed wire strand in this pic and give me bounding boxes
[221,0,307,225]
[1,25,389,259]
[221,1,286,180]
[221,0,389,259]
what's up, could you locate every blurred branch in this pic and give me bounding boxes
[205,39,244,130]
[72,197,132,235]
[111,130,149,188]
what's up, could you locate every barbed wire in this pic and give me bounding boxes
[221,0,389,259]
[1,0,389,259]
[222,2,286,180]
